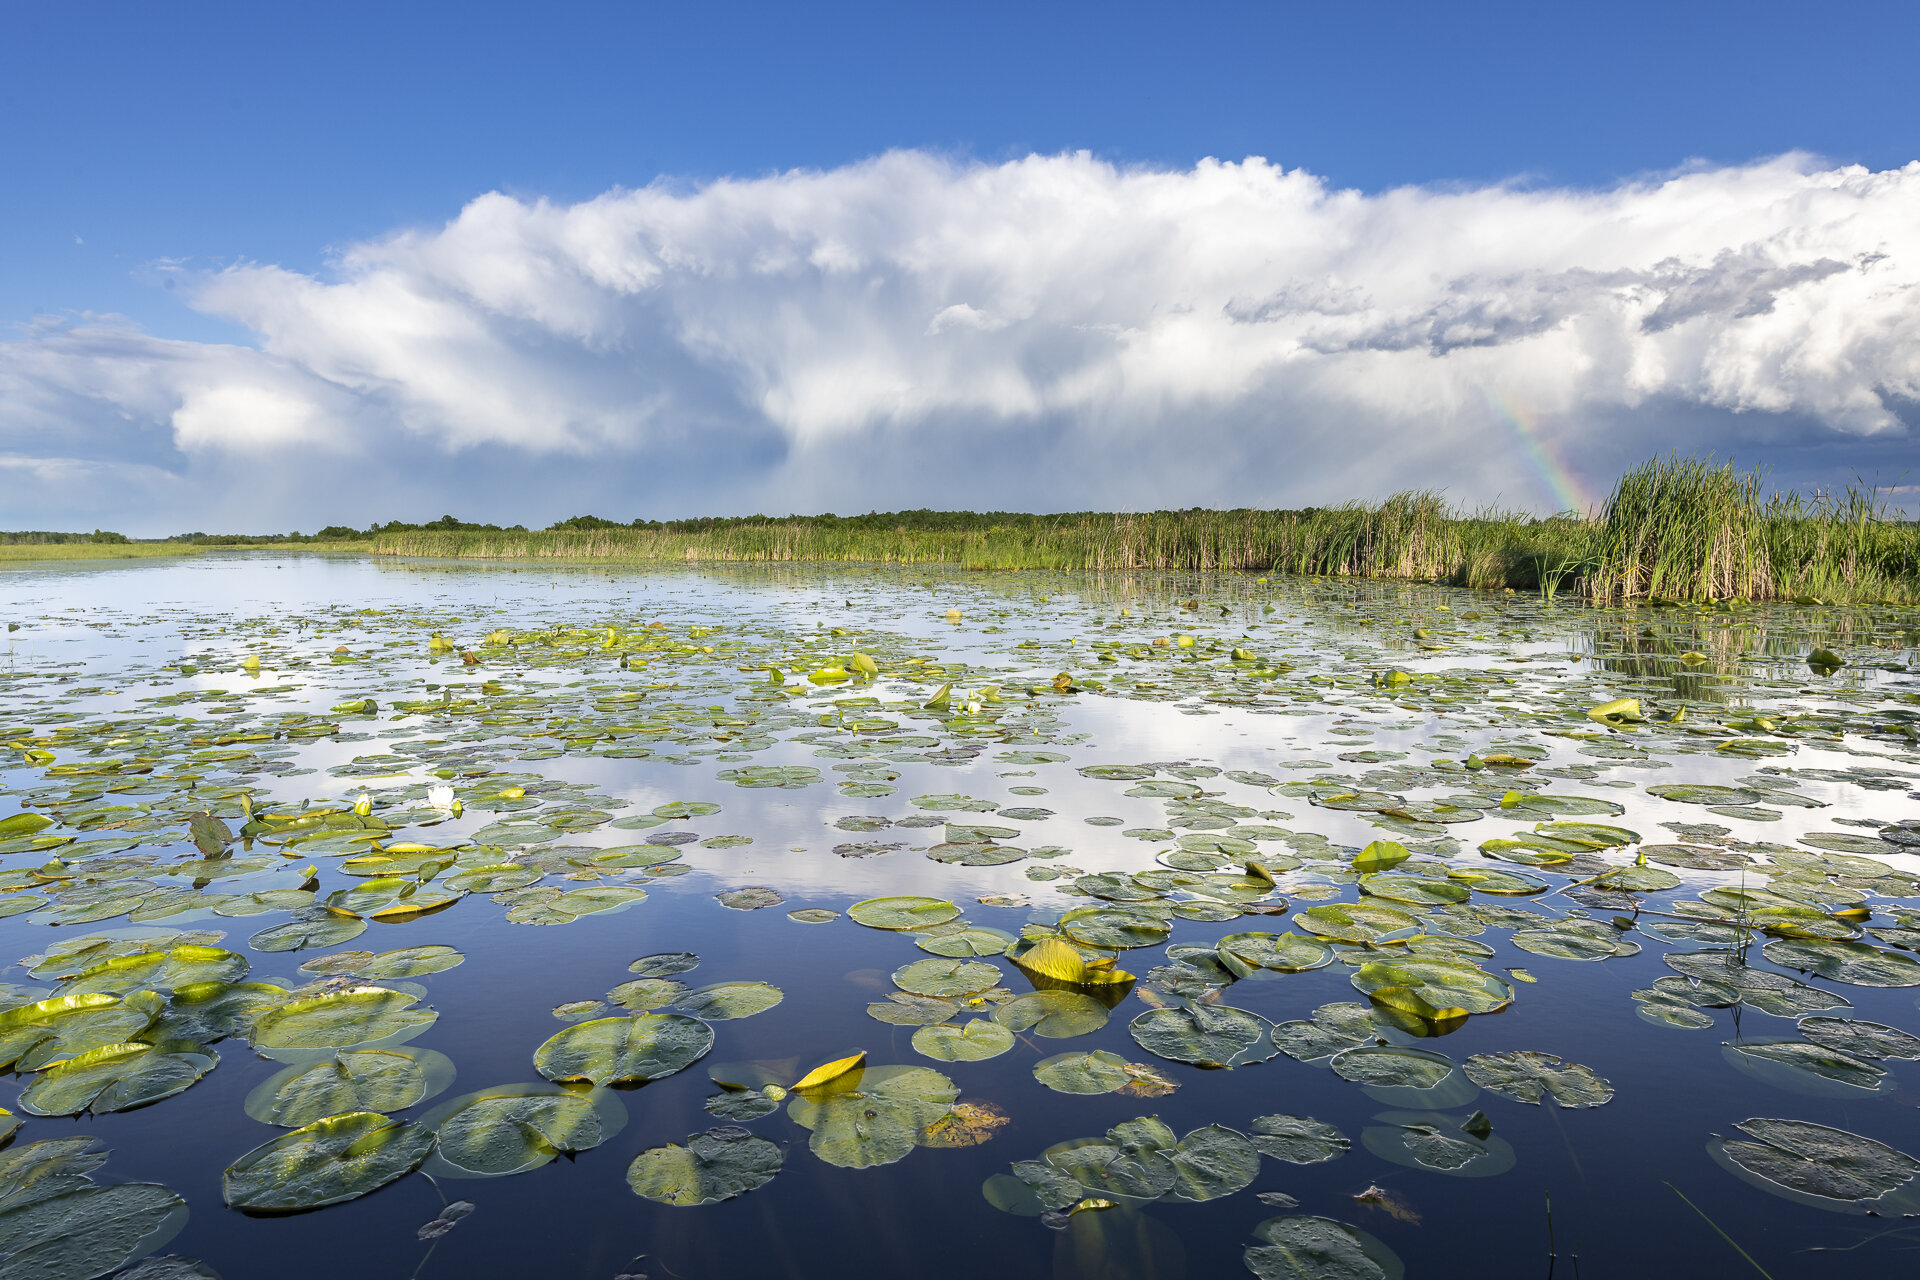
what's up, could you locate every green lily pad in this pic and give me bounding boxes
[1330,1045,1455,1090]
[430,1085,612,1176]
[17,1040,218,1116]
[1129,1003,1276,1068]
[995,991,1110,1039]
[629,1126,783,1205]
[716,887,783,911]
[915,926,1016,957]
[1033,1049,1134,1095]
[892,959,1001,998]
[1216,932,1333,976]
[1724,1038,1886,1091]
[1273,1003,1377,1062]
[1293,902,1421,944]
[849,896,961,931]
[358,945,465,979]
[1250,1114,1350,1164]
[676,982,783,1021]
[1462,1050,1614,1107]
[787,908,840,924]
[250,988,437,1056]
[1762,939,1920,987]
[1351,958,1514,1014]
[786,1064,958,1169]
[1244,1216,1405,1280]
[57,946,248,996]
[629,952,700,978]
[533,1013,713,1086]
[1165,1124,1260,1201]
[1362,1111,1516,1178]
[0,1177,186,1278]
[0,993,160,1072]
[244,1048,454,1127]
[912,1019,1016,1062]
[1714,1117,1919,1203]
[249,910,368,953]
[716,765,821,789]
[1798,1017,1920,1061]
[223,1111,435,1211]
[1512,919,1640,962]
[607,979,691,1012]
[1058,905,1171,950]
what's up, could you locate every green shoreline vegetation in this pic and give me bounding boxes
[9,455,1917,601]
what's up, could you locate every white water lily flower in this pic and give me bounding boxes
[429,785,456,811]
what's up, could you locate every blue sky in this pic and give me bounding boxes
[5,1,1919,531]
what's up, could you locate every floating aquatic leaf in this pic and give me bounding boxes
[716,887,783,911]
[1163,1124,1260,1202]
[1129,1002,1275,1068]
[628,1126,783,1206]
[1512,919,1640,962]
[533,1014,714,1086]
[996,991,1110,1038]
[1293,902,1421,944]
[1216,931,1333,976]
[917,926,1015,957]
[1249,1114,1350,1165]
[251,988,436,1055]
[913,1020,1016,1062]
[58,945,248,996]
[1724,1038,1886,1090]
[249,909,368,953]
[432,1086,610,1176]
[1059,905,1170,950]
[1798,1017,1920,1061]
[1273,1002,1377,1062]
[1715,1117,1918,1202]
[786,1064,958,1169]
[676,982,783,1021]
[1362,1110,1515,1178]
[1032,1049,1133,1095]
[892,959,1002,999]
[716,765,821,789]
[17,1040,218,1116]
[0,1177,185,1278]
[848,896,961,931]
[1351,958,1513,1015]
[1762,938,1920,987]
[223,1111,434,1211]
[244,1048,452,1127]
[1244,1216,1404,1280]
[1462,1050,1613,1107]
[787,908,839,924]
[0,994,160,1072]
[629,952,700,978]
[1330,1045,1455,1090]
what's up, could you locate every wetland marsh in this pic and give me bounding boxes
[1,551,1918,1279]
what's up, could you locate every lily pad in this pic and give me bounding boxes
[786,1064,958,1169]
[1033,1049,1134,1095]
[676,982,783,1021]
[244,1048,454,1127]
[1216,932,1333,976]
[1273,1003,1377,1062]
[1462,1051,1614,1107]
[1244,1216,1404,1280]
[1762,939,1920,987]
[628,1126,783,1205]
[1129,1003,1276,1068]
[223,1111,435,1211]
[1250,1114,1350,1165]
[849,896,961,931]
[17,1040,218,1116]
[995,991,1110,1039]
[892,959,1001,998]
[1798,1017,1920,1061]
[1714,1117,1918,1203]
[430,1085,612,1176]
[533,1014,714,1086]
[912,1020,1016,1062]
[250,988,437,1056]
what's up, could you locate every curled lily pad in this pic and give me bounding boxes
[250,988,437,1057]
[786,1064,958,1169]
[18,1040,218,1116]
[1129,1003,1276,1068]
[429,1084,616,1177]
[629,1126,783,1205]
[848,896,961,931]
[1244,1216,1405,1280]
[1713,1118,1919,1203]
[223,1111,434,1211]
[533,1014,714,1086]
[1250,1114,1350,1164]
[243,1048,455,1127]
[995,991,1110,1038]
[1462,1051,1614,1107]
[676,983,783,1021]
[0,993,160,1072]
[912,1020,1016,1062]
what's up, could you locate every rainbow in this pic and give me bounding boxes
[1485,391,1595,515]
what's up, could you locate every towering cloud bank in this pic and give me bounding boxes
[6,151,1917,529]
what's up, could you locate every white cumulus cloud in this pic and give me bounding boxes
[5,149,1919,532]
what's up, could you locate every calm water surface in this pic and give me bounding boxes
[2,553,1918,1279]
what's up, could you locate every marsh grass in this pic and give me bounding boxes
[369,455,1920,603]
[0,543,205,562]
